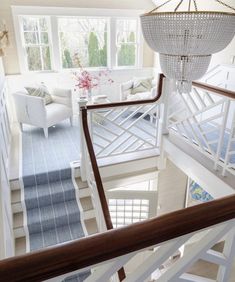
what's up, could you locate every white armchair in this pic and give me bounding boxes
[13,88,73,138]
[120,77,157,101]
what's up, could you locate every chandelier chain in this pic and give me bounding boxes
[215,0,235,12]
[148,0,174,13]
[150,0,235,13]
[193,0,198,11]
[175,0,184,12]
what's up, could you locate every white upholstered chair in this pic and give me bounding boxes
[120,78,157,101]
[13,88,73,138]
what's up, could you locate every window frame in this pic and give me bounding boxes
[18,15,54,72]
[115,17,141,69]
[12,6,144,73]
[57,16,111,70]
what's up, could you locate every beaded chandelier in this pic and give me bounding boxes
[141,0,235,89]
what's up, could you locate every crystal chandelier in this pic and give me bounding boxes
[141,0,235,89]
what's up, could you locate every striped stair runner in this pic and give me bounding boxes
[21,121,90,280]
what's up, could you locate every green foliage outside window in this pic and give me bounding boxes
[118,31,136,66]
[88,31,107,67]
[88,31,101,67]
[99,31,107,67]
[62,49,73,68]
[61,30,107,69]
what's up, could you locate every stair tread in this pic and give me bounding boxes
[10,179,21,191]
[75,178,88,189]
[27,199,81,234]
[78,187,91,198]
[24,179,76,209]
[12,202,23,214]
[30,221,85,251]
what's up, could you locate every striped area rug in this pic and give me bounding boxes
[21,120,90,280]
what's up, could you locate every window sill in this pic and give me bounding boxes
[20,66,151,75]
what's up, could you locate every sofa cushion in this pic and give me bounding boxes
[25,85,53,105]
[46,103,72,127]
[131,78,152,95]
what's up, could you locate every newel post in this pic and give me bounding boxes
[78,99,88,181]
[161,77,176,135]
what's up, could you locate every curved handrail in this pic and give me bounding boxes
[86,73,165,110]
[0,194,235,282]
[85,75,235,112]
[80,72,166,280]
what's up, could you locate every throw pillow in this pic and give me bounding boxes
[131,78,152,95]
[25,85,53,105]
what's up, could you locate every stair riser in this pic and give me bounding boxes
[27,208,82,234]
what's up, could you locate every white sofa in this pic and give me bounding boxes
[120,78,157,101]
[13,88,73,138]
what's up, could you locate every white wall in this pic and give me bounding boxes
[6,67,154,102]
[0,58,14,258]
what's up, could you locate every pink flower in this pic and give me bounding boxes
[74,70,99,91]
[74,68,114,91]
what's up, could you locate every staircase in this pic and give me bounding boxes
[1,73,235,281]
[11,171,98,255]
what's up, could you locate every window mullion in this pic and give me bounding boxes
[50,16,61,71]
[110,17,117,68]
[137,18,143,68]
[37,18,44,70]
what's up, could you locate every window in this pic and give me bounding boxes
[21,17,52,71]
[13,7,143,72]
[58,17,108,69]
[116,19,138,67]
[109,199,149,228]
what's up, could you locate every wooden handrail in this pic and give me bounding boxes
[81,108,113,230]
[80,72,165,280]
[81,72,165,229]
[84,75,234,113]
[81,107,126,281]
[0,194,235,282]
[192,81,235,99]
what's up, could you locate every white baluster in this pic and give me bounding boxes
[217,227,235,282]
[214,99,230,171]
[84,253,135,282]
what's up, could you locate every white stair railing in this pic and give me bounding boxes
[1,194,234,282]
[203,64,235,90]
[83,219,235,282]
[222,111,235,176]
[167,81,235,176]
[88,103,163,161]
